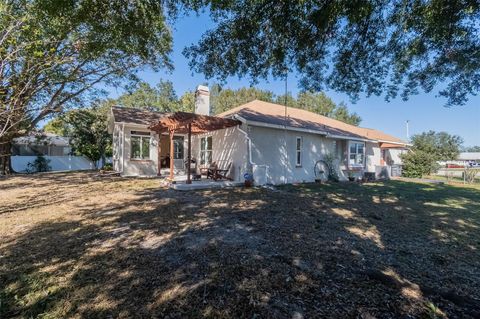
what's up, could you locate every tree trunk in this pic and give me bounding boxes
[0,140,13,175]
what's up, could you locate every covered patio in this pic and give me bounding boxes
[149,112,242,186]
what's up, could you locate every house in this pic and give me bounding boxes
[11,132,95,172]
[108,86,408,185]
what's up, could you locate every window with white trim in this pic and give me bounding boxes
[130,131,150,159]
[296,137,303,166]
[200,136,212,165]
[349,142,364,166]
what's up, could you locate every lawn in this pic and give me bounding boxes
[1,172,479,318]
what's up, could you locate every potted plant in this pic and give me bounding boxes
[347,170,355,182]
[243,172,254,187]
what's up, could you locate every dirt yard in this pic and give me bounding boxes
[1,172,479,318]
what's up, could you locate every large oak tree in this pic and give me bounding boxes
[0,0,172,174]
[181,0,479,106]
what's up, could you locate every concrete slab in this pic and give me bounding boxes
[171,180,243,191]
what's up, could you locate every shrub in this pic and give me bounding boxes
[102,163,113,171]
[464,169,480,184]
[323,153,340,182]
[400,150,439,178]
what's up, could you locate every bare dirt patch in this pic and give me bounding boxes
[1,172,479,318]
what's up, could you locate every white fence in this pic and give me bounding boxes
[11,155,95,173]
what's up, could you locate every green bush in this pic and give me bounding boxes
[102,163,113,171]
[401,150,439,178]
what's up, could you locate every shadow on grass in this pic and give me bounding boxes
[1,176,479,318]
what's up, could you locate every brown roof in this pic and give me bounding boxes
[380,142,408,149]
[149,112,241,134]
[218,100,407,144]
[111,106,165,126]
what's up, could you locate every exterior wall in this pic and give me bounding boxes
[248,125,337,185]
[192,126,248,182]
[121,124,159,176]
[387,148,406,165]
[365,142,381,172]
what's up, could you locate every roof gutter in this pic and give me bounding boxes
[234,116,329,136]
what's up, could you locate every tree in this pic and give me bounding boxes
[62,106,112,168]
[181,1,479,106]
[0,0,172,174]
[210,85,274,114]
[401,131,463,177]
[276,91,361,125]
[43,117,69,136]
[464,146,480,152]
[411,131,463,161]
[117,81,181,112]
[332,103,362,126]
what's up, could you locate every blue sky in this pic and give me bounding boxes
[107,12,480,147]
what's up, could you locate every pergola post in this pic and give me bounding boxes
[169,129,175,181]
[157,133,162,176]
[186,123,192,184]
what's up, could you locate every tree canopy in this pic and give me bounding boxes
[181,0,480,106]
[401,130,463,177]
[0,0,172,173]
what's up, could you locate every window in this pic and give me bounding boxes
[349,142,364,166]
[200,136,212,165]
[296,137,302,166]
[173,136,184,160]
[131,131,150,159]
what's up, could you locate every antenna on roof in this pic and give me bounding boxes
[406,120,410,141]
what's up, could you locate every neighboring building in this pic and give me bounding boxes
[11,133,94,172]
[108,86,409,184]
[438,152,480,168]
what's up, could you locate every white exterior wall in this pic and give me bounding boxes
[365,142,381,172]
[192,126,248,182]
[387,148,406,165]
[248,125,337,185]
[119,124,159,176]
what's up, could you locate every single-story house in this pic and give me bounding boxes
[108,86,408,185]
[11,132,95,172]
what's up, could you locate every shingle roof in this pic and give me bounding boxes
[218,100,407,145]
[110,106,165,126]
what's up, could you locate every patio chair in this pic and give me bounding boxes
[200,162,217,179]
[213,162,232,181]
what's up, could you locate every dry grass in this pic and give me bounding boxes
[1,172,479,318]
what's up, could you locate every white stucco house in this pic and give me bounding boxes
[108,86,408,185]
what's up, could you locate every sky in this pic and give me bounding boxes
[107,12,480,147]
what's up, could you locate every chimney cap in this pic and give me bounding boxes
[196,85,209,93]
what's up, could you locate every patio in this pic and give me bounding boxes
[158,169,243,190]
[149,112,242,184]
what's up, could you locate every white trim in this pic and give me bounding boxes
[231,115,406,146]
[234,116,329,136]
[295,136,303,167]
[348,141,366,168]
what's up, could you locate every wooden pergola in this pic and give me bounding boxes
[148,112,241,184]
